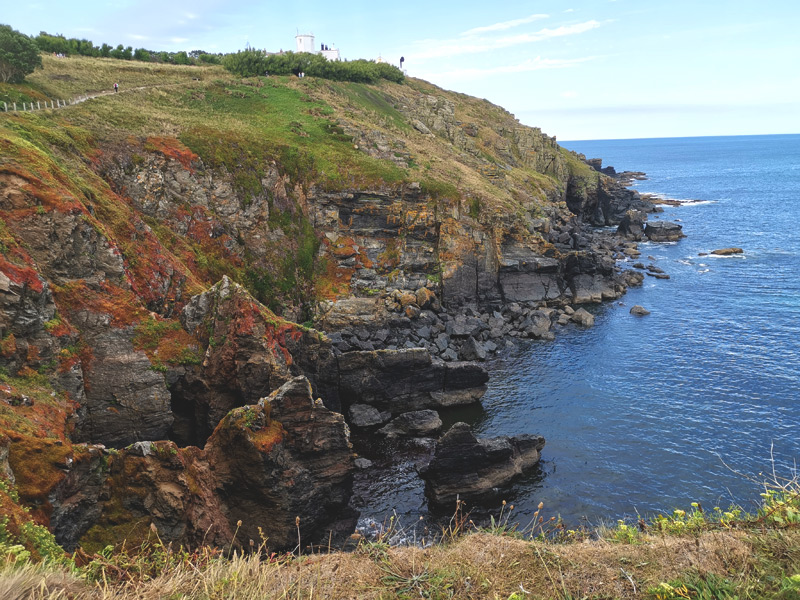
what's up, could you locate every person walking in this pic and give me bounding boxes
[113,82,118,93]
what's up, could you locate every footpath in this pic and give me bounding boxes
[1,82,188,114]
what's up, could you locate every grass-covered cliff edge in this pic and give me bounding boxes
[3,54,794,599]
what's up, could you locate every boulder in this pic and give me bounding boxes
[420,422,545,509]
[645,221,685,242]
[571,308,595,327]
[378,410,442,438]
[630,305,651,316]
[348,404,390,428]
[711,247,743,256]
[616,210,646,240]
[458,337,487,361]
[415,287,438,310]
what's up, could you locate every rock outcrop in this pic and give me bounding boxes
[645,221,686,242]
[337,349,488,415]
[206,376,355,549]
[46,377,355,552]
[420,423,545,509]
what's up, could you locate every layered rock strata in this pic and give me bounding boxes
[420,422,546,510]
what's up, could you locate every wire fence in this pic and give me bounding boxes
[1,92,109,114]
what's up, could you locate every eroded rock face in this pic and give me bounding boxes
[175,276,339,445]
[337,348,488,415]
[51,376,354,552]
[421,422,545,510]
[72,326,173,447]
[205,376,355,549]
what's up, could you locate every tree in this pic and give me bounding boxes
[0,24,43,83]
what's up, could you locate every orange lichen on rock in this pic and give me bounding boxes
[249,419,285,454]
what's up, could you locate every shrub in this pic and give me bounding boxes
[0,24,42,83]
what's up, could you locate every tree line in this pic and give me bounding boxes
[33,31,222,65]
[222,49,404,84]
[1,24,404,86]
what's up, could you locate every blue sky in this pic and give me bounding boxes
[6,1,800,140]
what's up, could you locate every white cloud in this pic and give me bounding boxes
[419,56,596,83]
[561,90,578,98]
[128,34,148,41]
[462,14,549,36]
[407,20,603,61]
[170,37,189,44]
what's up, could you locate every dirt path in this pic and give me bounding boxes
[2,82,191,114]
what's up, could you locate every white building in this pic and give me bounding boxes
[295,33,341,60]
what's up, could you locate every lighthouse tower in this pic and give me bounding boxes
[295,33,315,53]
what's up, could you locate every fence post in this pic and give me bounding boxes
[2,102,6,112]
[13,103,17,111]
[37,101,40,109]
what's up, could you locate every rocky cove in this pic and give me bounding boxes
[0,64,688,554]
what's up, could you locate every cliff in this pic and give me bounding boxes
[0,54,654,552]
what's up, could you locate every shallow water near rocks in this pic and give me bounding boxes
[353,134,800,533]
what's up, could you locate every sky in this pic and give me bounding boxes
[5,0,800,140]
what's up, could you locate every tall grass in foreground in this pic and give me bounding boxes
[1,472,799,599]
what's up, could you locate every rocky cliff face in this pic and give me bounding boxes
[0,70,659,553]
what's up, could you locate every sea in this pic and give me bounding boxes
[352,134,800,533]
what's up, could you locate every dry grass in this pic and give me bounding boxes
[26,55,224,100]
[3,528,795,600]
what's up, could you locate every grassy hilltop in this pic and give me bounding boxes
[1,55,799,599]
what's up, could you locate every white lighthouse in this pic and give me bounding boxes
[295,33,315,53]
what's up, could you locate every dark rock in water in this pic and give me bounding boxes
[617,209,646,241]
[348,404,390,428]
[420,422,545,509]
[711,247,743,255]
[646,264,664,274]
[378,409,442,438]
[630,305,651,316]
[571,308,595,327]
[646,272,671,280]
[644,221,685,242]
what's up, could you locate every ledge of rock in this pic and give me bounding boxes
[644,221,686,242]
[337,348,488,416]
[377,409,442,438]
[711,247,743,255]
[420,422,545,510]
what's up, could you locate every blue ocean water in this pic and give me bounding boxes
[354,134,800,529]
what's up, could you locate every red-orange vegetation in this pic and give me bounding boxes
[0,333,17,358]
[58,340,93,374]
[316,251,354,300]
[145,137,199,172]
[0,254,45,293]
[53,280,147,328]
